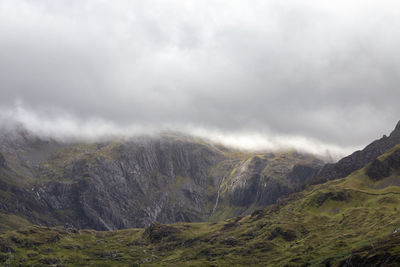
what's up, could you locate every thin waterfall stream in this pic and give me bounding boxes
[211,163,234,216]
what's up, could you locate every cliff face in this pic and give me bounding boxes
[209,152,322,220]
[2,121,400,230]
[0,128,323,230]
[309,120,400,186]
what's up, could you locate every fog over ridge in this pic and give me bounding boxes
[0,0,399,159]
[0,103,362,161]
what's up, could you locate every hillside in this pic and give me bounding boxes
[0,126,323,230]
[1,121,400,266]
[309,120,400,185]
[2,145,400,266]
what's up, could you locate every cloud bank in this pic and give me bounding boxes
[0,0,399,158]
[0,104,367,160]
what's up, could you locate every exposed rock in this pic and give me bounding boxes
[288,164,319,186]
[0,127,324,230]
[256,177,291,206]
[230,173,261,206]
[365,148,400,181]
[366,159,391,181]
[229,156,266,206]
[384,148,400,170]
[311,120,400,185]
[395,120,400,132]
[227,155,312,209]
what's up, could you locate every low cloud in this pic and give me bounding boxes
[0,104,358,160]
[0,0,399,158]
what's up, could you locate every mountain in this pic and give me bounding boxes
[2,120,400,232]
[2,144,400,266]
[1,121,400,266]
[308,120,400,186]
[0,126,323,230]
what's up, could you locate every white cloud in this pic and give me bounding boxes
[0,0,399,150]
[0,103,357,160]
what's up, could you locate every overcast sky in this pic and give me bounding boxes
[0,0,399,157]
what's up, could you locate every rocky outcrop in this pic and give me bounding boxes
[310,120,400,185]
[385,148,400,169]
[0,131,229,229]
[287,164,319,186]
[31,137,226,229]
[222,154,322,215]
[366,159,391,181]
[229,156,267,206]
[366,148,400,181]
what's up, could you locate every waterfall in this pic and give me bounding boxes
[211,163,233,216]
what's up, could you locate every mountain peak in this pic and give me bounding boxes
[389,120,400,137]
[395,120,400,132]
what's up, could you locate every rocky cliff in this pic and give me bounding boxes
[308,120,400,186]
[0,127,323,230]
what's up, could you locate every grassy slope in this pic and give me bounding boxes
[2,148,400,266]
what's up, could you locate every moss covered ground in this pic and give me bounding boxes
[2,145,400,266]
[2,148,400,266]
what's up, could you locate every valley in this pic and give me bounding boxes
[1,121,400,266]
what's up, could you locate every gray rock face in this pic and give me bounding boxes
[229,156,267,206]
[288,164,319,185]
[385,148,400,169]
[219,154,322,216]
[0,128,324,230]
[33,137,225,230]
[366,159,391,181]
[366,148,400,181]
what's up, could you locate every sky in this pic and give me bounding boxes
[0,0,400,158]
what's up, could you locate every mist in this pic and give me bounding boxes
[0,104,363,161]
[1,0,400,159]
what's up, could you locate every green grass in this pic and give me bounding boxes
[2,145,400,266]
[33,142,122,184]
[3,148,400,266]
[0,213,31,233]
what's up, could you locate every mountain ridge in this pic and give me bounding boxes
[2,121,400,231]
[0,127,323,230]
[2,143,400,266]
[308,120,400,186]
